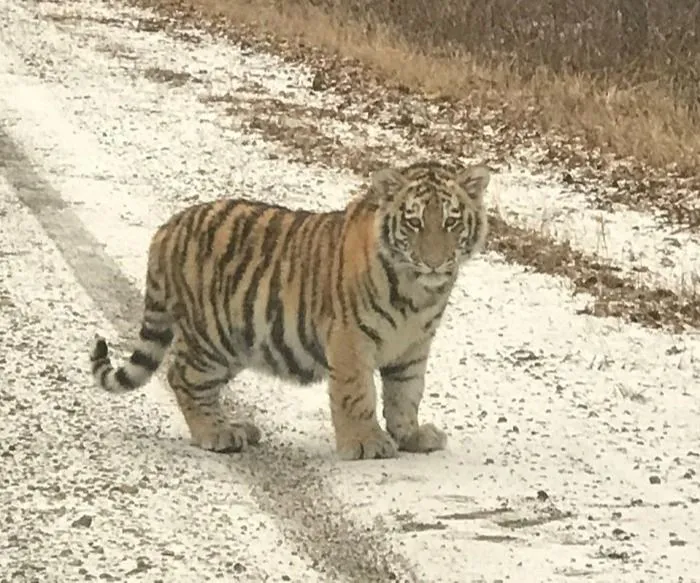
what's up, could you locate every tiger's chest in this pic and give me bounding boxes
[373,281,453,367]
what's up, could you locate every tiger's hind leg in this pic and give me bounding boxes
[167,342,261,453]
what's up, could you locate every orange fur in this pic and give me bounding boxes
[89,161,491,460]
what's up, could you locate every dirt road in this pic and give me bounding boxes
[1,1,699,581]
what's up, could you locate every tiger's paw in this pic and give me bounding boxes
[397,423,447,453]
[192,421,261,453]
[336,426,399,461]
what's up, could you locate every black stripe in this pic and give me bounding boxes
[334,221,349,323]
[380,356,427,379]
[310,327,329,369]
[266,214,321,378]
[423,305,447,332]
[347,201,367,223]
[341,394,374,421]
[156,208,187,268]
[267,213,307,322]
[296,269,329,369]
[220,213,243,266]
[432,283,451,296]
[316,217,340,317]
[465,213,473,241]
[380,217,395,250]
[183,377,222,393]
[222,245,254,342]
[170,210,204,325]
[342,394,363,411]
[308,214,331,277]
[176,315,224,367]
[187,204,212,261]
[191,207,219,358]
[219,215,253,348]
[295,217,331,369]
[358,408,374,421]
[171,268,223,365]
[284,210,315,285]
[114,368,137,389]
[329,370,358,384]
[139,324,173,346]
[347,288,382,345]
[173,361,223,397]
[129,350,160,372]
[378,253,414,315]
[270,307,315,384]
[362,278,396,329]
[358,224,396,328]
[405,298,420,313]
[299,213,329,296]
[205,210,239,360]
[183,345,219,374]
[200,199,239,260]
[260,343,282,376]
[145,270,163,296]
[242,211,284,348]
[92,338,108,360]
[219,207,268,353]
[220,204,269,270]
[210,276,238,359]
[381,373,419,384]
[470,213,484,247]
[182,205,207,251]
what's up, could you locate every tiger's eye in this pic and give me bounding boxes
[405,217,422,230]
[444,216,460,229]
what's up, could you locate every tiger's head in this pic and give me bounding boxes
[369,160,490,287]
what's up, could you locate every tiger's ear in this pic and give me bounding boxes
[369,167,407,203]
[455,164,491,202]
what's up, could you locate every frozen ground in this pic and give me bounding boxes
[0,0,699,581]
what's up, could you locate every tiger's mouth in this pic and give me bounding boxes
[414,270,453,288]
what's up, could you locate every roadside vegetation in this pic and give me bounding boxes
[172,0,700,176]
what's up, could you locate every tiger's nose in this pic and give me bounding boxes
[421,248,448,269]
[417,233,451,268]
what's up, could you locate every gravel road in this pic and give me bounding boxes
[1,1,699,581]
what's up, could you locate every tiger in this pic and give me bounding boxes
[89,160,491,460]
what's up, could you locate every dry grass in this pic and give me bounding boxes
[195,90,700,332]
[114,0,700,330]
[144,0,700,178]
[331,0,700,103]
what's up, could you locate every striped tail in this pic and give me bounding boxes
[90,320,173,393]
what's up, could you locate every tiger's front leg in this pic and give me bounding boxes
[380,349,447,454]
[327,333,398,461]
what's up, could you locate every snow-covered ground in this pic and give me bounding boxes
[3,0,699,293]
[1,0,699,581]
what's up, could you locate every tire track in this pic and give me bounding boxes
[0,126,417,582]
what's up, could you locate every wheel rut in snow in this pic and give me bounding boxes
[0,127,418,583]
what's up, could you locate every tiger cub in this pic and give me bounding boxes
[89,160,490,460]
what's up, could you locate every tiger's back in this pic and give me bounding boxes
[90,160,491,460]
[148,199,343,385]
